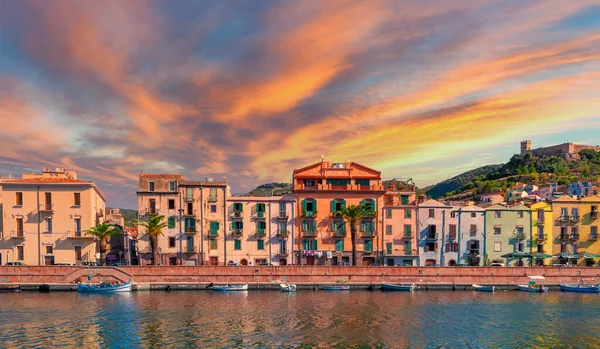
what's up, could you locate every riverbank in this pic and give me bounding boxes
[1,266,599,291]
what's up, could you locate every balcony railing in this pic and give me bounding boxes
[230,211,243,219]
[277,230,289,239]
[559,215,569,222]
[303,230,317,237]
[184,227,197,234]
[560,233,570,242]
[254,211,265,219]
[469,230,478,236]
[184,246,198,253]
[277,252,289,257]
[184,196,193,202]
[331,211,343,217]
[590,234,599,241]
[516,232,526,241]
[571,233,580,241]
[293,184,385,191]
[301,211,317,218]
[403,232,412,239]
[426,234,438,241]
[570,215,580,223]
[207,231,218,239]
[447,233,457,241]
[468,249,480,255]
[591,211,598,219]
[39,204,55,212]
[535,234,548,242]
[277,212,288,220]
[11,230,26,239]
[255,229,266,237]
[333,230,347,237]
[208,195,218,203]
[361,230,374,237]
[232,229,243,238]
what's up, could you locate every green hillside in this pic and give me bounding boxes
[425,165,503,199]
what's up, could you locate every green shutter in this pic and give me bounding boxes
[332,220,336,231]
[361,221,366,231]
[372,200,376,213]
[257,240,264,250]
[215,222,220,230]
[342,199,346,209]
[365,240,372,252]
[331,200,336,213]
[234,240,241,250]
[302,199,307,212]
[360,199,365,207]
[302,239,307,250]
[168,217,175,229]
[314,240,318,250]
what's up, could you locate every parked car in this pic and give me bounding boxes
[54,263,75,266]
[227,261,241,266]
[338,262,351,266]
[490,263,505,267]
[5,262,26,266]
[259,263,274,266]
[369,263,383,267]
[82,261,100,267]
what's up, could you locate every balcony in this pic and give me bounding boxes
[516,232,526,241]
[447,233,457,241]
[277,230,289,239]
[534,234,548,242]
[591,211,598,219]
[331,211,343,218]
[184,196,193,202]
[10,230,26,239]
[361,230,374,238]
[230,211,243,220]
[277,252,289,257]
[425,234,438,241]
[303,230,317,237]
[536,221,545,226]
[39,204,55,213]
[403,232,412,239]
[207,231,219,239]
[232,229,243,238]
[571,233,580,241]
[570,215,580,223]
[590,234,598,241]
[255,229,266,237]
[183,227,197,235]
[333,230,347,237]
[301,210,317,218]
[277,212,288,221]
[560,233,570,242]
[559,216,570,223]
[184,246,198,254]
[208,195,218,203]
[254,211,266,219]
[469,229,478,236]
[468,249,480,255]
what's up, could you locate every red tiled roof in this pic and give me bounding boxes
[140,174,184,179]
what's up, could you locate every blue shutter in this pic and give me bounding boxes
[341,199,346,209]
[331,200,336,213]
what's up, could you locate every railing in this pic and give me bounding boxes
[571,233,580,241]
[331,211,343,217]
[590,234,599,241]
[447,233,457,240]
[403,232,412,239]
[303,230,317,237]
[255,229,266,237]
[277,230,289,238]
[469,230,478,236]
[277,252,289,257]
[230,211,243,219]
[516,232,526,241]
[184,246,198,253]
[570,215,580,223]
[255,211,265,219]
[333,230,347,237]
[184,196,193,202]
[591,211,598,219]
[535,234,547,241]
[277,212,288,220]
[39,204,55,212]
[184,226,196,234]
[208,195,218,203]
[11,230,26,238]
[232,229,243,238]
[361,230,374,237]
[207,231,218,239]
[425,234,438,241]
[301,211,317,218]
[467,249,480,255]
[560,234,570,241]
[559,215,569,222]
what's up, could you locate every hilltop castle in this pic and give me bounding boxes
[520,140,600,160]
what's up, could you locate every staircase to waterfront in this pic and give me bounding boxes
[63,267,133,284]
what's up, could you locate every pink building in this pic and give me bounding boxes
[381,183,418,266]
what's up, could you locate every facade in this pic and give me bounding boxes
[551,195,600,266]
[529,202,553,266]
[417,200,451,266]
[225,196,294,266]
[0,168,106,266]
[539,183,558,201]
[479,193,504,206]
[104,208,125,264]
[136,174,228,265]
[292,160,385,266]
[451,205,485,266]
[381,184,418,266]
[484,204,532,266]
[567,181,594,198]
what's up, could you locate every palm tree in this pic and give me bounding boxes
[85,223,122,266]
[339,204,370,266]
[135,215,167,265]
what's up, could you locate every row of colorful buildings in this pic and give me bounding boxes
[1,161,599,267]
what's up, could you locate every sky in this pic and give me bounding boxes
[1,0,599,208]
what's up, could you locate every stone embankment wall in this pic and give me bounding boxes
[1,266,599,285]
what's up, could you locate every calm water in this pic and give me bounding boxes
[1,291,599,349]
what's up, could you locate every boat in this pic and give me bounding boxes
[0,285,21,293]
[212,284,248,291]
[78,280,132,293]
[280,283,297,292]
[381,283,416,292]
[472,284,495,292]
[560,281,600,294]
[517,276,548,293]
[323,285,350,291]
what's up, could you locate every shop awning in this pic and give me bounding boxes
[501,252,532,258]
[553,253,582,259]
[532,253,552,259]
[583,253,600,259]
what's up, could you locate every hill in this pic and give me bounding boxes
[119,209,138,226]
[425,165,503,199]
[244,182,293,196]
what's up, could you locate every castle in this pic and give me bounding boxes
[520,140,600,160]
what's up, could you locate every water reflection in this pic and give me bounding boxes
[1,291,599,348]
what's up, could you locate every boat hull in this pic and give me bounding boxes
[381,283,415,292]
[0,285,21,293]
[517,285,548,293]
[78,282,132,293]
[559,284,600,294]
[472,284,495,292]
[213,284,248,291]
[280,284,297,292]
[323,285,350,291]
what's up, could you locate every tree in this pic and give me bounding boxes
[136,215,168,265]
[339,204,371,266]
[85,223,122,266]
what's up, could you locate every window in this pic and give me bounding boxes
[494,227,501,235]
[149,199,156,214]
[591,226,598,239]
[169,181,176,191]
[335,239,344,251]
[470,225,477,236]
[44,192,52,209]
[404,225,411,237]
[17,245,24,260]
[232,221,243,230]
[209,239,217,250]
[386,225,392,235]
[75,246,82,260]
[538,225,544,235]
[560,243,567,253]
[302,239,318,251]
[450,212,456,218]
[571,226,578,235]
[386,242,392,254]
[186,188,193,201]
[494,242,502,252]
[361,199,375,213]
[429,209,435,218]
[304,180,316,187]
[45,218,52,233]
[75,219,81,234]
[572,208,579,218]
[233,202,244,212]
[74,193,81,206]
[517,226,524,235]
[257,240,264,250]
[425,242,436,252]
[446,242,458,252]
[471,212,476,218]
[184,218,196,232]
[279,240,287,254]
[360,220,373,233]
[560,207,568,217]
[186,236,194,252]
[428,225,437,239]
[279,203,286,215]
[494,211,501,218]
[356,179,370,187]
[256,203,266,213]
[517,242,524,252]
[326,178,351,187]
[15,192,23,206]
[168,217,175,229]
[209,221,220,236]
[405,241,412,254]
[187,202,193,215]
[537,209,544,221]
[168,199,175,210]
[364,239,373,252]
[149,182,155,192]
[169,237,176,248]
[386,209,392,218]
[46,245,53,254]
[234,240,241,250]
[16,218,23,235]
[449,224,457,236]
[401,195,409,205]
[257,220,266,235]
[517,211,524,218]
[209,205,215,213]
[405,209,412,218]
[209,188,217,201]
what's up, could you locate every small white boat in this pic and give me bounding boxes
[323,285,350,291]
[78,280,132,293]
[560,282,600,294]
[212,284,248,291]
[381,283,416,292]
[280,283,297,292]
[472,284,495,292]
[518,276,548,293]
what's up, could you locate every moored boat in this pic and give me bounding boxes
[78,280,132,293]
[517,276,548,293]
[472,284,495,292]
[560,282,600,294]
[381,283,416,292]
[212,284,248,291]
[323,285,350,291]
[0,285,21,293]
[280,283,297,292]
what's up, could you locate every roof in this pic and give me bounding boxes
[140,174,184,179]
[580,195,600,203]
[486,204,508,210]
[418,199,451,208]
[552,195,580,202]
[227,196,294,202]
[509,204,530,211]
[0,178,92,184]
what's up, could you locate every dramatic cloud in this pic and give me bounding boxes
[1,0,599,207]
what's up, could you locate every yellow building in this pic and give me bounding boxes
[552,195,600,266]
[529,201,553,266]
[0,168,106,265]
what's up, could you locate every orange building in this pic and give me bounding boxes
[292,160,385,266]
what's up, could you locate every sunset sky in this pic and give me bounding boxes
[1,0,599,208]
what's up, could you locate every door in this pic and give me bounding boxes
[386,258,394,266]
[169,257,177,265]
[44,256,55,265]
[362,257,374,266]
[306,256,314,265]
[279,259,287,266]
[210,257,218,266]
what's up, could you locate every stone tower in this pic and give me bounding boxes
[520,140,531,155]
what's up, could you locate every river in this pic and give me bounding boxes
[1,291,599,348]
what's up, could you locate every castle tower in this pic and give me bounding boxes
[520,140,531,155]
